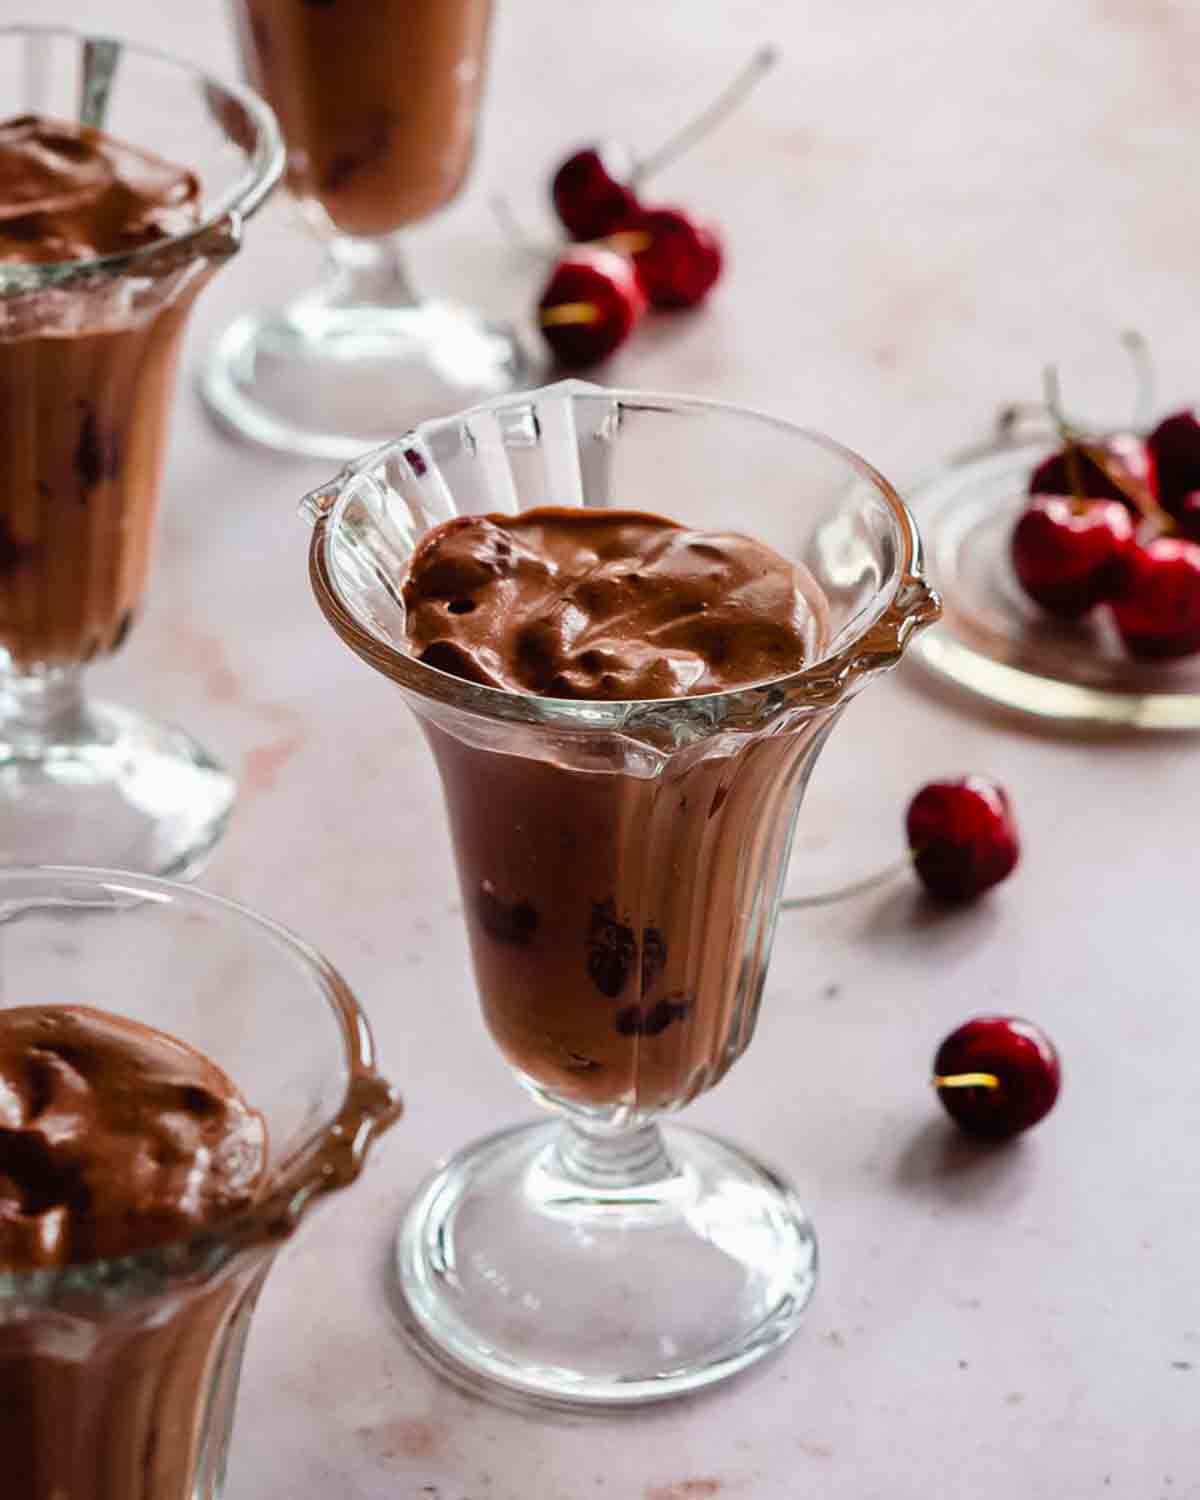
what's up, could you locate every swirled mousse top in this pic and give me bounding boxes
[0,113,201,264]
[400,507,823,700]
[0,1005,266,1268]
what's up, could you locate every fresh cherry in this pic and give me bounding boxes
[627,207,724,308]
[1010,494,1135,617]
[933,1016,1061,1140]
[1148,408,1200,518]
[551,145,641,243]
[906,777,1019,903]
[537,247,645,368]
[549,47,777,241]
[1028,431,1158,515]
[1110,535,1200,660]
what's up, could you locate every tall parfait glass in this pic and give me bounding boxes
[0,26,284,875]
[203,0,527,460]
[304,383,940,1407]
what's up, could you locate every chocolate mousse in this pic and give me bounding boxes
[0,1004,266,1268]
[0,114,205,669]
[402,508,826,1110]
[234,0,493,237]
[0,1005,267,1500]
[401,508,820,699]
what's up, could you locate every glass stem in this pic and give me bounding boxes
[0,666,87,756]
[553,1115,676,1192]
[323,234,421,311]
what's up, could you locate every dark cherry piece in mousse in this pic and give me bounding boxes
[537,247,645,367]
[1010,494,1135,617]
[933,1015,1061,1140]
[906,777,1020,903]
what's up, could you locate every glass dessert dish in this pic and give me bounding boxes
[0,865,399,1500]
[909,414,1200,731]
[0,26,284,875]
[202,0,527,460]
[304,383,940,1407]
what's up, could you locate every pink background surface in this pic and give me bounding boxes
[29,1,1200,1494]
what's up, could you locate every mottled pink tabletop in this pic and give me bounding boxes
[41,0,1200,1494]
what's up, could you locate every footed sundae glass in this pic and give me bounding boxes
[304,383,940,1407]
[0,866,400,1499]
[0,26,284,875]
[203,0,527,460]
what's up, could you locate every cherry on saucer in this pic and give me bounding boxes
[1010,494,1135,618]
[1149,408,1200,519]
[1111,535,1200,660]
[1027,431,1157,515]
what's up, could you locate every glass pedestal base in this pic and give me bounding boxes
[395,1119,818,1410]
[0,697,235,878]
[201,296,531,463]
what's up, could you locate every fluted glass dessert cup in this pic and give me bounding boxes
[0,27,284,876]
[305,383,940,1407]
[203,0,527,460]
[0,866,400,1500]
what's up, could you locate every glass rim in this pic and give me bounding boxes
[0,865,400,1298]
[0,23,285,292]
[306,384,942,730]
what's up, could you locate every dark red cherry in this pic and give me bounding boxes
[1173,492,1200,542]
[1110,535,1200,660]
[1148,409,1200,518]
[933,1016,1061,1140]
[537,248,645,368]
[551,144,641,242]
[627,207,723,308]
[906,777,1019,903]
[549,48,777,243]
[1028,433,1157,515]
[1010,494,1135,617]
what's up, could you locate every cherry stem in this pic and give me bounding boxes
[933,1072,1001,1091]
[1042,364,1070,441]
[490,193,557,261]
[598,228,653,255]
[632,44,779,185]
[1042,361,1172,529]
[540,302,601,327]
[1121,328,1155,431]
[997,332,1157,452]
[780,852,911,911]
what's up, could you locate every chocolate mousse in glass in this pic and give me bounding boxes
[204,0,526,459]
[0,26,283,875]
[0,867,399,1500]
[304,383,941,1407]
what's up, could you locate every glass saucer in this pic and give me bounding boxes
[908,440,1200,732]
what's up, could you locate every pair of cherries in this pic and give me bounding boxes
[536,49,776,367]
[905,778,1060,1141]
[805,771,1055,1141]
[1011,401,1200,659]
